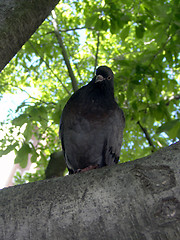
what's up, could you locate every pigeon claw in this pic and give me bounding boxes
[76,165,98,173]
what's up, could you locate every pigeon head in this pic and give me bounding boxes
[95,66,114,83]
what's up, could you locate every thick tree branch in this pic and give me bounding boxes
[74,62,82,82]
[0,142,179,239]
[51,10,78,93]
[0,0,60,72]
[137,121,156,151]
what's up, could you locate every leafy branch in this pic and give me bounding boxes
[12,85,56,106]
[51,10,78,93]
[137,121,156,152]
[60,26,94,32]
[46,26,94,34]
[146,24,175,71]
[28,41,71,96]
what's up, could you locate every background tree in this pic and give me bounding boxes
[0,0,179,184]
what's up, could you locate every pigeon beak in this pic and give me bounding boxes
[95,75,105,83]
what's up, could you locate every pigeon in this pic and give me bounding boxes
[59,66,125,174]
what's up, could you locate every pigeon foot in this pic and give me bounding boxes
[76,165,98,173]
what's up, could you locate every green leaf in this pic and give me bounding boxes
[0,142,18,157]
[147,82,157,102]
[137,102,148,111]
[120,14,130,23]
[29,107,40,121]
[37,106,48,128]
[120,26,130,41]
[135,25,145,39]
[118,93,125,104]
[14,142,32,168]
[85,15,98,28]
[31,153,38,163]
[24,123,33,141]
[154,104,165,121]
[177,127,180,139]
[95,18,106,31]
[154,27,167,44]
[12,114,28,127]
[29,106,48,128]
[15,101,28,113]
[165,50,173,66]
[29,142,38,163]
[40,152,47,166]
[51,104,62,124]
[126,83,134,101]
[101,18,109,31]
[156,119,180,139]
[110,18,119,34]
[51,97,69,124]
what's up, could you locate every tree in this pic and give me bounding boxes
[0,0,60,71]
[0,141,179,240]
[0,0,180,183]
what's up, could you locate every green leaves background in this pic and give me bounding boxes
[0,0,179,184]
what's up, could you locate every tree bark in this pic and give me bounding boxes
[0,0,60,72]
[0,141,180,240]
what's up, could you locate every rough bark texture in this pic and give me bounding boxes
[0,142,180,240]
[0,0,60,71]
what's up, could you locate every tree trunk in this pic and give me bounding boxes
[0,142,179,240]
[0,0,60,71]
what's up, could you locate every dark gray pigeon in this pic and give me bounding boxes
[59,66,125,174]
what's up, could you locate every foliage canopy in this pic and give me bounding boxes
[0,0,179,184]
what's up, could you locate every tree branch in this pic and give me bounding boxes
[60,26,94,32]
[12,85,56,106]
[165,94,180,106]
[0,142,179,239]
[93,31,100,76]
[45,27,95,36]
[74,62,82,82]
[51,10,78,93]
[146,28,175,71]
[28,41,71,96]
[137,121,156,152]
[0,0,60,71]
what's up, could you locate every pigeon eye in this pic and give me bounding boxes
[107,76,111,80]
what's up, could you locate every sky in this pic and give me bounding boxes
[0,91,28,189]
